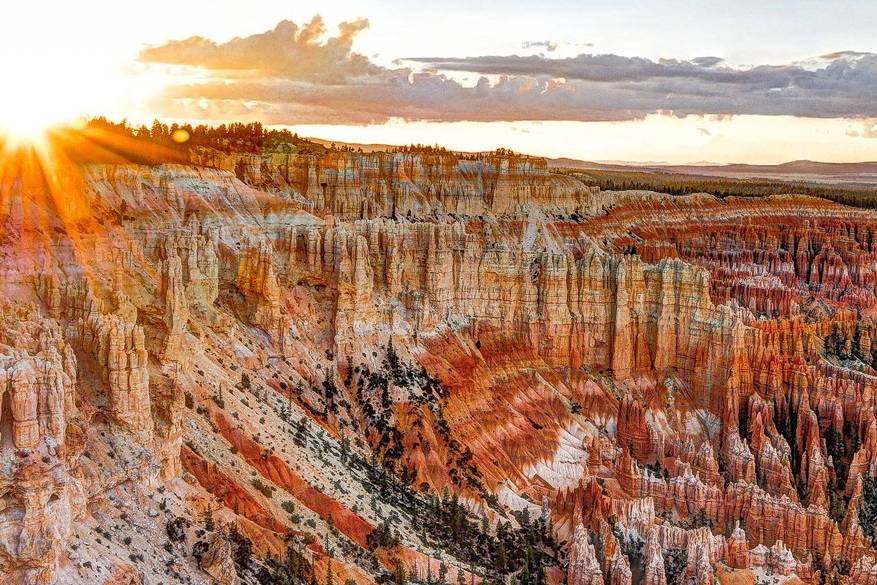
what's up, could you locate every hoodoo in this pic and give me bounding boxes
[2,129,877,585]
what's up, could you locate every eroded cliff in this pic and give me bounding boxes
[1,144,876,585]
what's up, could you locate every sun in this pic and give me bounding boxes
[0,109,59,147]
[0,65,76,147]
[0,43,104,148]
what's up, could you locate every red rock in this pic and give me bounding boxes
[727,523,750,568]
[8,143,877,584]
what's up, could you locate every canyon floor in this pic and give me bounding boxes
[3,133,877,585]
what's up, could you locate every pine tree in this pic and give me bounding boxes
[204,508,215,532]
[495,541,507,576]
[340,433,350,464]
[861,472,877,543]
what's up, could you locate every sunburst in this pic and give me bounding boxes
[0,118,178,295]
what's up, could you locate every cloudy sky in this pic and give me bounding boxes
[5,0,877,163]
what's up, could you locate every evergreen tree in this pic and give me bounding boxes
[861,472,877,543]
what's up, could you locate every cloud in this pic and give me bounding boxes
[820,50,871,60]
[522,40,594,53]
[846,119,877,138]
[408,52,864,88]
[140,16,376,83]
[153,75,644,125]
[522,40,559,52]
[405,51,877,119]
[692,56,724,67]
[139,17,877,126]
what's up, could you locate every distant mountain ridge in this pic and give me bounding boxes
[549,157,877,186]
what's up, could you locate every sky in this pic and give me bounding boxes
[4,0,877,163]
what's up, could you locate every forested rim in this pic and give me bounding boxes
[556,167,877,210]
[70,117,532,165]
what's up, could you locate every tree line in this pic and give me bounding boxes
[559,167,877,209]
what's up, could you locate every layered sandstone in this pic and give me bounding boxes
[5,144,877,585]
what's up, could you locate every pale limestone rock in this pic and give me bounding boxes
[567,526,604,585]
[160,252,189,364]
[78,313,152,438]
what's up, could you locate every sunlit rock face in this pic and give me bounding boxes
[190,148,598,219]
[0,308,79,585]
[3,143,877,584]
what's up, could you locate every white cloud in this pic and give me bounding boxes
[140,16,877,125]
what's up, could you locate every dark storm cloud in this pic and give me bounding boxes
[139,17,877,125]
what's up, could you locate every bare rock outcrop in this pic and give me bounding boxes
[77,313,152,438]
[10,144,877,585]
[160,252,190,364]
[567,526,604,585]
[198,532,239,585]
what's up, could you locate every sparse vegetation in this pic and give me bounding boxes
[251,478,275,498]
[165,517,187,543]
[353,341,483,492]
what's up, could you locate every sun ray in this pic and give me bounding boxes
[0,121,184,302]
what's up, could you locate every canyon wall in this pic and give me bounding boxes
[2,146,877,584]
